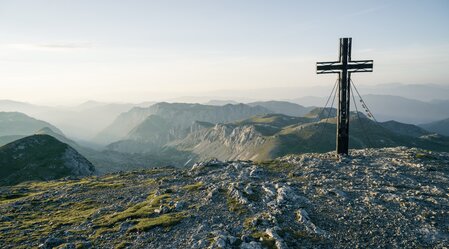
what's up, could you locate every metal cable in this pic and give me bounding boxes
[350,82,373,148]
[314,78,338,121]
[315,81,338,149]
[350,79,378,123]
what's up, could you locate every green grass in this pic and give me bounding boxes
[181,182,203,191]
[0,198,100,245]
[258,160,296,173]
[115,241,132,249]
[243,217,256,231]
[415,152,436,160]
[92,191,189,233]
[128,212,188,232]
[27,200,98,228]
[90,226,120,240]
[145,178,158,185]
[0,172,189,246]
[95,193,171,227]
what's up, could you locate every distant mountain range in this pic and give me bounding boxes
[420,118,449,136]
[0,135,95,186]
[0,112,188,174]
[101,102,449,164]
[1,98,449,173]
[293,94,449,124]
[0,112,63,137]
[194,83,449,102]
[96,102,271,145]
[247,101,314,117]
[0,100,153,141]
[2,83,448,139]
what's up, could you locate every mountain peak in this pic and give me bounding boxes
[35,126,57,135]
[0,134,95,185]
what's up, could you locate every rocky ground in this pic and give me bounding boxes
[0,147,448,248]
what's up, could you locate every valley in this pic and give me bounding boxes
[1,98,449,178]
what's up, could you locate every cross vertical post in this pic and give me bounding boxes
[337,38,350,155]
[316,38,373,155]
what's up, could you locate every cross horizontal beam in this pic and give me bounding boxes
[317,60,373,74]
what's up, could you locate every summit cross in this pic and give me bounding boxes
[316,38,373,155]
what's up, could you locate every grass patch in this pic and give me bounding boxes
[243,217,256,231]
[23,178,88,190]
[90,225,120,240]
[115,241,132,249]
[0,199,101,246]
[128,212,188,232]
[145,178,158,185]
[415,153,436,160]
[24,200,98,229]
[181,182,204,191]
[84,181,126,189]
[258,160,296,173]
[95,193,171,227]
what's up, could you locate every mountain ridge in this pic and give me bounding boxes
[420,117,449,136]
[96,102,271,145]
[0,134,95,186]
[169,112,449,162]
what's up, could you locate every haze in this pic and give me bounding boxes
[1,0,448,105]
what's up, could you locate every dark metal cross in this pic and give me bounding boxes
[316,38,373,155]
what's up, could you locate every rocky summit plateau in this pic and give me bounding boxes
[1,147,448,248]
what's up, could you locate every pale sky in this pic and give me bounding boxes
[0,0,448,104]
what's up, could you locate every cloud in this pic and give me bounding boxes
[8,42,93,51]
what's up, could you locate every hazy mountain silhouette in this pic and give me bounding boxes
[247,101,314,117]
[420,118,449,136]
[0,112,63,137]
[293,94,449,124]
[0,100,152,141]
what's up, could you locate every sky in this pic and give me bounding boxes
[0,0,448,104]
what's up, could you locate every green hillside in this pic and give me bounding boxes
[173,113,449,162]
[0,135,26,147]
[0,135,95,186]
